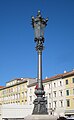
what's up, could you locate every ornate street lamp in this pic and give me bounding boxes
[32,11,48,114]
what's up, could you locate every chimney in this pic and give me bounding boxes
[45,76,48,79]
[64,70,66,73]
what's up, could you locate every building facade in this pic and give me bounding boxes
[63,71,74,117]
[27,70,74,117]
[0,78,36,105]
[0,70,74,117]
[44,76,66,116]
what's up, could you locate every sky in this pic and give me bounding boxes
[0,0,74,86]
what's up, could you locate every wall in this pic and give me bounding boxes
[2,104,33,119]
[44,78,66,117]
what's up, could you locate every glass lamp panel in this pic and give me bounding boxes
[34,21,45,39]
[40,23,45,38]
[34,21,40,39]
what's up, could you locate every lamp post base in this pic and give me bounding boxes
[32,97,48,115]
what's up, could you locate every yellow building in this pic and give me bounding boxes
[63,70,74,116]
[0,78,36,105]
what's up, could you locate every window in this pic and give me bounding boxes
[30,96,32,102]
[25,91,27,97]
[49,103,51,108]
[22,92,24,98]
[18,93,20,99]
[22,100,24,105]
[13,88,14,92]
[54,83,56,87]
[15,94,18,99]
[49,93,51,98]
[10,88,13,92]
[73,89,74,94]
[54,101,57,108]
[13,94,15,99]
[18,101,20,105]
[59,100,63,107]
[59,90,63,96]
[30,88,32,93]
[53,91,56,97]
[66,79,68,85]
[72,78,74,83]
[15,87,17,92]
[60,81,62,86]
[3,90,6,95]
[66,90,69,96]
[17,86,20,91]
[49,84,50,88]
[66,99,70,107]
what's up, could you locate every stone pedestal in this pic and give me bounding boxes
[24,115,57,120]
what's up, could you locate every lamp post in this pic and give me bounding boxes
[32,11,48,114]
